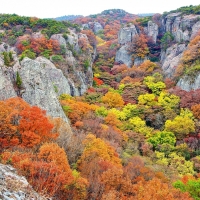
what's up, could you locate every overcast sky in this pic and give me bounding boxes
[0,0,199,18]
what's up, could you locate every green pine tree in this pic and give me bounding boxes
[9,51,14,62]
[16,71,22,87]
[3,52,10,66]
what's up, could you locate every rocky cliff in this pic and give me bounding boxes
[82,22,103,33]
[160,44,186,78]
[161,13,200,79]
[0,164,48,200]
[177,73,200,91]
[0,29,95,126]
[162,13,200,43]
[115,20,158,68]
[118,25,138,45]
[115,25,139,67]
[146,21,159,43]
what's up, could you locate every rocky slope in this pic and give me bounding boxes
[0,164,48,200]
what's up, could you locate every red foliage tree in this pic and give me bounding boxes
[169,87,200,108]
[19,106,58,147]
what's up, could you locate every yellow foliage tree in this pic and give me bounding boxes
[102,91,124,108]
[78,134,122,171]
[165,115,195,140]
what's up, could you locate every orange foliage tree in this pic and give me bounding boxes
[0,97,29,150]
[0,97,57,151]
[104,112,122,127]
[38,143,71,172]
[19,106,57,147]
[60,98,98,124]
[132,178,192,200]
[191,104,200,119]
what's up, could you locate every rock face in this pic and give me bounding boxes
[191,21,200,38]
[177,74,200,91]
[46,31,95,96]
[36,57,71,96]
[147,21,158,43]
[161,44,186,77]
[18,58,69,122]
[51,34,67,47]
[93,22,103,33]
[118,25,138,45]
[0,66,17,100]
[82,23,89,29]
[115,25,139,68]
[66,30,80,52]
[0,42,14,53]
[0,164,48,200]
[81,22,103,33]
[163,13,200,42]
[160,13,200,78]
[115,45,132,68]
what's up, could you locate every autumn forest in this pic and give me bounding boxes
[0,4,200,200]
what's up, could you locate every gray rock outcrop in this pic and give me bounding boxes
[18,58,69,122]
[0,43,12,53]
[0,28,95,125]
[118,25,138,45]
[0,164,48,200]
[147,21,158,43]
[177,73,200,91]
[0,66,17,100]
[115,45,132,68]
[161,43,186,77]
[93,22,103,33]
[36,57,71,96]
[191,21,200,38]
[82,23,89,29]
[51,34,67,48]
[47,31,95,96]
[116,25,140,67]
[66,30,80,52]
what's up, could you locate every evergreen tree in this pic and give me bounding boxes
[9,51,14,62]
[16,71,22,88]
[3,52,10,66]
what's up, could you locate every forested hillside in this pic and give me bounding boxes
[0,4,200,200]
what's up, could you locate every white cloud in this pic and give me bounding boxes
[0,0,199,18]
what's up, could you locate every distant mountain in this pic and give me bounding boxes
[101,9,128,15]
[55,15,83,21]
[137,13,155,17]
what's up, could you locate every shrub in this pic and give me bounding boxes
[19,49,36,61]
[51,55,63,62]
[83,59,90,70]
